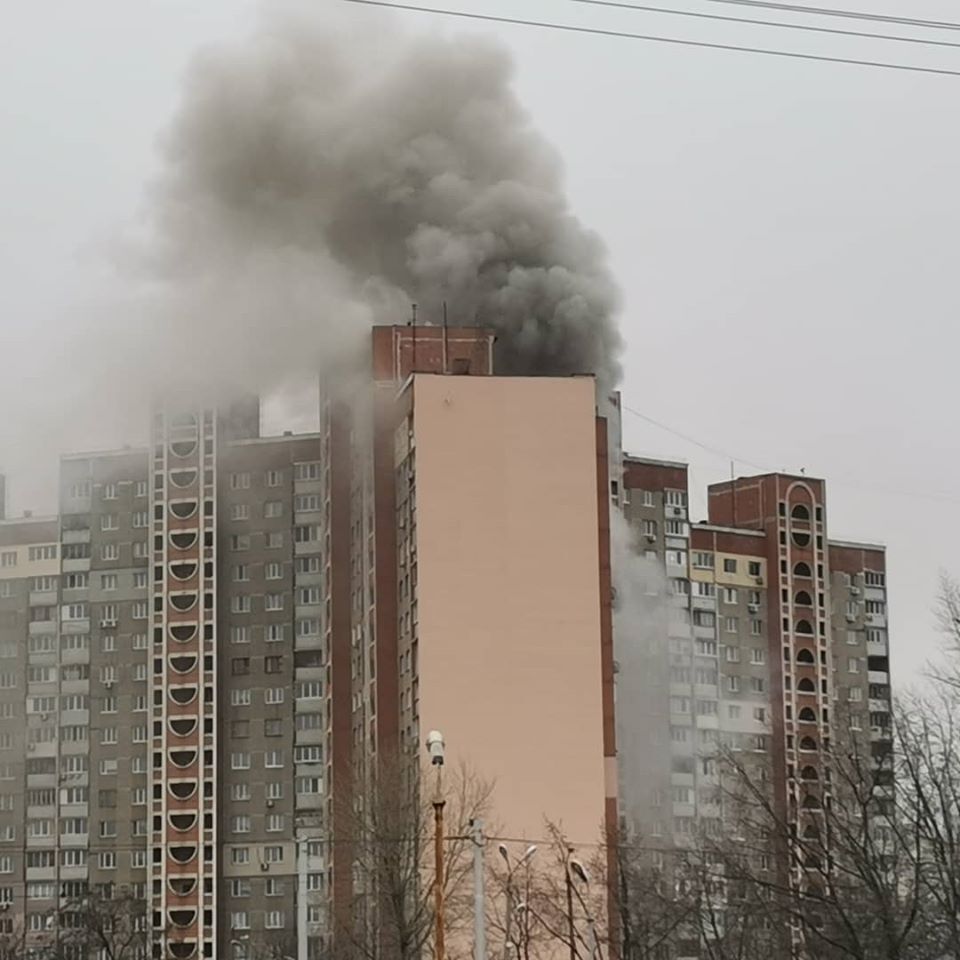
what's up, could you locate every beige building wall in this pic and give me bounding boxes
[411,374,608,846]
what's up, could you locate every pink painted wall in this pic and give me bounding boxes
[411,374,608,847]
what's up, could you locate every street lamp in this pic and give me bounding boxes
[425,730,446,960]
[498,844,537,960]
[566,856,601,960]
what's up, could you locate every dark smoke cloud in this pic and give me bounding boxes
[142,1,623,394]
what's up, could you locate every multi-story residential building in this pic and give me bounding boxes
[618,459,892,857]
[0,325,617,960]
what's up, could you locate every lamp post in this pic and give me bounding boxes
[498,843,537,960]
[426,730,447,960]
[567,856,600,960]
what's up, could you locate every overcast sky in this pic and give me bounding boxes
[2,0,958,685]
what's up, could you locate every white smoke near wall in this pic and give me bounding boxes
[0,1,622,512]
[610,510,673,829]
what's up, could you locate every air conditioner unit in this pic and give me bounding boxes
[645,535,656,543]
[100,620,116,628]
[850,587,861,595]
[846,614,856,623]
[672,507,683,517]
[260,862,270,872]
[266,800,275,809]
[754,577,763,585]
[104,680,114,689]
[748,603,759,613]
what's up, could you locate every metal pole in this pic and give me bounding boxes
[471,818,486,960]
[297,837,308,960]
[502,872,513,960]
[434,798,447,960]
[565,849,577,960]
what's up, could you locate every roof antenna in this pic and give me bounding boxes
[442,301,449,374]
[410,303,418,374]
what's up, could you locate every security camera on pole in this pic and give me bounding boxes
[426,730,446,960]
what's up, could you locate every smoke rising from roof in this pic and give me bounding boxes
[142,2,623,394]
[0,3,623,511]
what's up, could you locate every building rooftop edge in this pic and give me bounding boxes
[828,538,886,552]
[694,522,766,538]
[60,447,149,462]
[0,515,58,526]
[226,433,323,448]
[623,452,689,469]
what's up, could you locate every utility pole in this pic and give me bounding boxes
[297,837,308,960]
[471,817,486,960]
[426,730,447,960]
[565,847,577,960]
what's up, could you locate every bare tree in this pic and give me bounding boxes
[338,758,493,960]
[61,890,151,960]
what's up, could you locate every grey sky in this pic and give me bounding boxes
[1,0,957,684]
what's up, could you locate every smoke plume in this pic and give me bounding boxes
[0,2,623,511]
[138,2,623,395]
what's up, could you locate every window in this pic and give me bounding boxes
[233,564,249,582]
[231,504,250,521]
[294,745,323,763]
[750,620,762,636]
[723,558,737,573]
[753,707,766,723]
[265,624,285,643]
[231,878,251,897]
[266,782,284,801]
[297,618,320,638]
[231,752,251,770]
[670,697,690,715]
[294,461,321,481]
[133,541,148,559]
[266,532,284,548]
[295,494,321,512]
[866,600,886,615]
[230,626,249,644]
[725,645,740,662]
[265,719,283,738]
[299,586,321,605]
[750,648,765,664]
[231,689,251,707]
[231,848,250,866]
[101,514,118,531]
[265,911,284,929]
[727,676,740,693]
[865,571,886,587]
[0,553,15,569]
[849,688,863,702]
[264,846,284,863]
[750,677,765,693]
[132,511,149,528]
[133,572,147,589]
[642,519,657,537]
[696,582,715,598]
[265,562,283,580]
[264,501,283,519]
[295,525,320,544]
[297,555,321,574]
[722,587,737,604]
[727,705,741,719]
[665,490,686,507]
[230,535,250,551]
[846,630,860,645]
[136,480,148,497]
[695,700,717,716]
[297,776,322,795]
[693,552,714,569]
[231,596,251,614]
[266,813,285,832]
[297,681,322,700]
[848,657,860,673]
[266,470,283,487]
[64,603,88,621]
[232,658,251,676]
[231,815,251,834]
[265,594,284,612]
[231,911,250,931]
[231,473,251,490]
[265,655,283,674]
[748,561,762,577]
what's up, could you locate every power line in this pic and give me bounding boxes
[702,0,960,33]
[619,403,960,506]
[340,0,960,77]
[563,0,960,51]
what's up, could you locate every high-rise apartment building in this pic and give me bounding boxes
[0,326,616,960]
[618,458,892,857]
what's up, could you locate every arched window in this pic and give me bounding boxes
[169,943,198,960]
[168,846,197,865]
[799,707,817,722]
[796,620,814,635]
[797,648,815,664]
[802,793,822,810]
[800,736,817,751]
[793,561,812,578]
[795,591,813,607]
[792,531,811,548]
[802,823,820,839]
[791,504,810,522]
[168,909,197,929]
[168,877,197,897]
[168,781,197,801]
[797,677,816,692]
[800,765,819,781]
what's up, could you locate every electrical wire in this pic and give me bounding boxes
[340,0,960,77]
[701,0,960,33]
[562,0,960,51]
